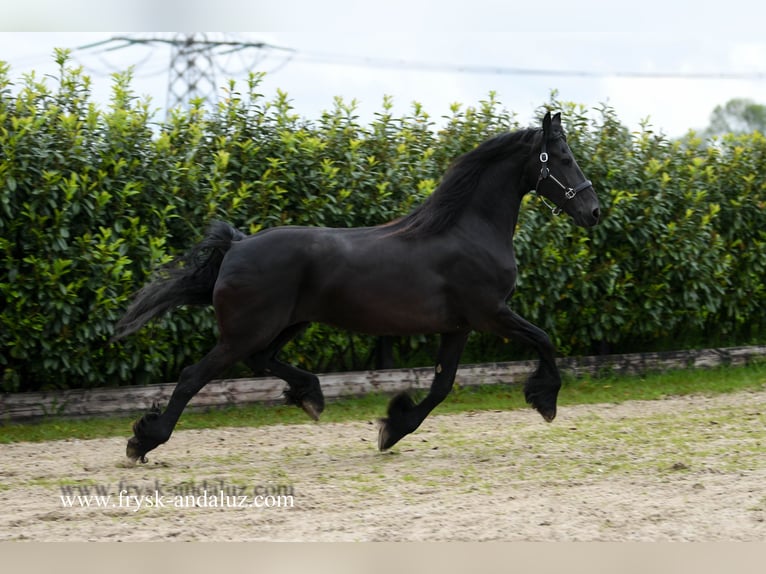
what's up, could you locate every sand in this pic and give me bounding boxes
[2,389,765,541]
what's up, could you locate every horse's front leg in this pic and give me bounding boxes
[485,306,561,422]
[378,330,469,450]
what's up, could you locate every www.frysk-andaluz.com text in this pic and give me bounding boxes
[59,480,295,511]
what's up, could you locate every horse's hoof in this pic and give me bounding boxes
[377,420,392,450]
[126,436,149,464]
[540,411,556,423]
[284,388,325,421]
[377,419,405,451]
[300,399,322,422]
[377,392,418,450]
[538,407,557,423]
[525,388,558,423]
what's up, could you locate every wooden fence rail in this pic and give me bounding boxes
[2,345,765,422]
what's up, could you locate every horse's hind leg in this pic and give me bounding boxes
[378,331,469,450]
[243,324,325,421]
[127,342,239,463]
[265,359,325,421]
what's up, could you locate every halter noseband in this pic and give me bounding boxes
[534,136,592,216]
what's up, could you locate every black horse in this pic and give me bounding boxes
[112,111,600,463]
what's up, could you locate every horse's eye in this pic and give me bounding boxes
[562,157,572,166]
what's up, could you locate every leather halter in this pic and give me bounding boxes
[533,136,592,216]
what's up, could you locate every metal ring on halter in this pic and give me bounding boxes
[539,152,550,178]
[539,196,562,216]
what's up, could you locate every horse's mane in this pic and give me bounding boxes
[384,127,541,239]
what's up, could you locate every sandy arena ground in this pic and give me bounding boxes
[1,389,765,541]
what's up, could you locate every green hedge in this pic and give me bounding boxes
[1,52,764,392]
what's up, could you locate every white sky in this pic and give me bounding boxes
[2,0,765,137]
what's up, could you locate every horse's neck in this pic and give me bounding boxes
[459,166,526,245]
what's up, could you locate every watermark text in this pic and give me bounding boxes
[58,480,295,511]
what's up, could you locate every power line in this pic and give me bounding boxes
[77,35,295,56]
[73,34,765,112]
[291,50,766,81]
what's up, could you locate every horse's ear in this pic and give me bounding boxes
[552,112,562,128]
[542,111,552,137]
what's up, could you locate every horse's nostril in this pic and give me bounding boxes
[592,207,601,221]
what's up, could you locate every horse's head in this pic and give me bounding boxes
[531,111,600,227]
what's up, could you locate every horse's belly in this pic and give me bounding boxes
[314,280,463,336]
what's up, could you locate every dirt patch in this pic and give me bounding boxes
[2,389,765,541]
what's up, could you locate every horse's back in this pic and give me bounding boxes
[212,225,376,311]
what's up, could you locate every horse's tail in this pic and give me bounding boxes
[111,220,247,342]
